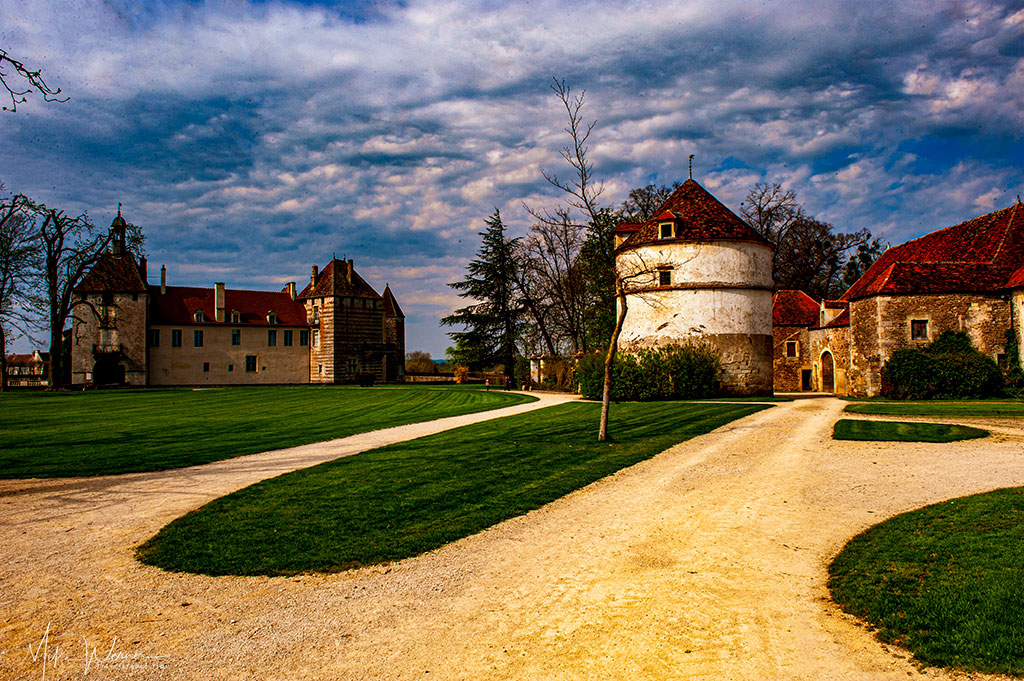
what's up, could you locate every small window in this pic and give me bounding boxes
[203,362,210,373]
[245,355,257,372]
[231,329,241,346]
[194,310,205,323]
[312,329,320,347]
[317,364,323,375]
[347,359,357,374]
[171,329,182,347]
[267,311,278,325]
[268,329,277,346]
[231,310,241,324]
[910,319,928,341]
[786,341,798,358]
[149,329,160,347]
[659,222,673,239]
[227,364,234,372]
[299,330,309,346]
[997,353,1008,369]
[312,306,319,323]
[194,329,204,347]
[284,330,293,346]
[658,269,671,287]
[131,293,138,301]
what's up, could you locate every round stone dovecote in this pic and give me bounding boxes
[614,179,775,396]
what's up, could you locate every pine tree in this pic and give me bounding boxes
[442,209,523,383]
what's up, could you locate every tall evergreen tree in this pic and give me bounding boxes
[442,209,523,383]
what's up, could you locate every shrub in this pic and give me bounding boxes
[1004,328,1024,397]
[881,331,1003,399]
[576,344,721,401]
[453,365,470,384]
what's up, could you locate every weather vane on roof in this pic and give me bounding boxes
[688,155,694,180]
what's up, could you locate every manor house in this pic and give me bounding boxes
[71,213,405,386]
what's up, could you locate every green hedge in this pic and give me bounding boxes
[577,344,721,401]
[881,331,1004,400]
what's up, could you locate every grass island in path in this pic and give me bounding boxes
[137,401,768,576]
[0,385,534,478]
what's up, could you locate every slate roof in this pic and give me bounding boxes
[150,286,307,326]
[77,254,148,293]
[842,201,1024,301]
[772,290,820,326]
[382,284,405,318]
[297,259,381,300]
[618,179,773,251]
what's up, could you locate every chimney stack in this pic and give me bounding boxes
[346,259,354,285]
[160,265,167,294]
[311,264,319,288]
[214,282,226,323]
[287,282,296,300]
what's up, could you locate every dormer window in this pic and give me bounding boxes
[193,310,205,323]
[658,268,672,287]
[267,311,278,325]
[231,310,241,324]
[659,222,674,239]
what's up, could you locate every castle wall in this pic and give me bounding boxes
[847,293,1010,396]
[1013,289,1024,370]
[148,324,308,385]
[772,325,812,392]
[617,240,774,395]
[306,296,386,383]
[808,325,852,394]
[71,292,149,386]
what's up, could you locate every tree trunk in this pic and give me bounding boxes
[48,304,62,390]
[598,275,627,442]
[0,323,7,392]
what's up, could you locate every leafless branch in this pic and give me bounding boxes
[0,49,69,113]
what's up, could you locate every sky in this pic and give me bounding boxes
[2,0,1024,356]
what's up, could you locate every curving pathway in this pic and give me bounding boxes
[1,395,1022,680]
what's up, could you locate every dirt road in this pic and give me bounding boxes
[1,396,1021,680]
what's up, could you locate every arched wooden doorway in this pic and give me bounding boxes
[821,350,835,393]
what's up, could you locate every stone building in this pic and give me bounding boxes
[4,350,50,388]
[71,215,405,386]
[771,290,818,392]
[614,178,775,395]
[775,199,1024,396]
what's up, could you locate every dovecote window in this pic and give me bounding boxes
[231,310,241,324]
[659,222,674,239]
[267,311,278,325]
[194,310,205,323]
[910,319,928,341]
[658,268,672,287]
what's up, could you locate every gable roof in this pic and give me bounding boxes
[151,286,307,326]
[820,307,850,329]
[618,179,773,251]
[297,259,381,300]
[772,290,820,326]
[382,284,404,318]
[77,253,148,293]
[842,201,1024,301]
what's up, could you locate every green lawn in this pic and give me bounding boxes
[136,401,768,576]
[0,386,534,478]
[829,488,1024,676]
[833,419,989,443]
[844,401,1024,418]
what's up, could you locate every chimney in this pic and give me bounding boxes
[311,264,319,288]
[160,265,166,294]
[346,259,354,285]
[214,282,226,323]
[287,282,296,300]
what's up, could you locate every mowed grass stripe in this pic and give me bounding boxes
[136,401,767,576]
[844,401,1024,418]
[833,419,989,443]
[829,488,1024,676]
[0,386,534,478]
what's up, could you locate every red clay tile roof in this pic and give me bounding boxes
[150,286,307,326]
[77,254,148,292]
[615,221,641,233]
[821,308,850,328]
[842,202,1024,301]
[618,179,773,251]
[1008,265,1024,289]
[6,352,49,366]
[772,290,820,326]
[382,284,404,318]
[297,259,381,300]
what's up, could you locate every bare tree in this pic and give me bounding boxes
[620,183,681,222]
[0,194,40,390]
[0,49,68,112]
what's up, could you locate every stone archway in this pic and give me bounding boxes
[820,350,835,393]
[92,353,126,386]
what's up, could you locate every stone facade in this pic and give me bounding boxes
[615,179,775,396]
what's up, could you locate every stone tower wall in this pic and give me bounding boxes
[71,291,149,386]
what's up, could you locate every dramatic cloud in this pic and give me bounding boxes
[2,0,1023,354]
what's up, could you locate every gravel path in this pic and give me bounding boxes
[2,396,1022,680]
